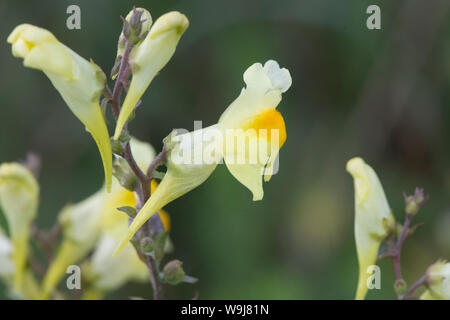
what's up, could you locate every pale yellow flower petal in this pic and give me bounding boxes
[114,12,189,140]
[40,240,81,300]
[7,24,112,191]
[426,260,450,299]
[218,60,291,130]
[0,163,38,290]
[86,235,148,292]
[41,190,105,299]
[346,157,395,300]
[218,60,290,200]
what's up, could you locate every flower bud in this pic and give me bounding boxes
[394,279,407,296]
[113,12,189,140]
[113,8,153,77]
[140,236,153,254]
[7,24,112,191]
[162,260,185,285]
[404,188,426,215]
[0,163,39,290]
[424,260,450,299]
[112,156,139,191]
[346,157,395,300]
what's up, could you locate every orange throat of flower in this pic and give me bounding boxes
[240,108,287,148]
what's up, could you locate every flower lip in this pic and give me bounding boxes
[7,24,56,57]
[346,157,370,206]
[346,157,365,176]
[263,60,292,93]
[149,11,189,39]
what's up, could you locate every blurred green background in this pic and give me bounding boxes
[1,0,450,299]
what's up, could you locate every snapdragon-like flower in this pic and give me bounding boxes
[346,157,395,300]
[7,24,112,191]
[218,60,290,200]
[114,60,291,255]
[113,11,189,140]
[421,260,450,300]
[0,163,39,290]
[41,138,168,298]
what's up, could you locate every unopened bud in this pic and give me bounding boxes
[114,8,152,68]
[162,260,185,285]
[112,156,138,191]
[404,188,427,215]
[394,279,407,296]
[140,237,153,254]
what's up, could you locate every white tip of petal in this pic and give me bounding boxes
[263,60,292,93]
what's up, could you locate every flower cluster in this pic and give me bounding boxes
[3,6,291,299]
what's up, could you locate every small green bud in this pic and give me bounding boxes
[394,279,407,296]
[162,260,185,285]
[112,156,138,191]
[118,130,131,144]
[111,138,125,155]
[154,232,168,262]
[404,188,427,215]
[140,237,153,254]
[405,201,419,215]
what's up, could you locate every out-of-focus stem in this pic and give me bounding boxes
[392,212,413,284]
[403,274,427,300]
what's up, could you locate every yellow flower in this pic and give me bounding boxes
[41,138,168,298]
[113,11,189,140]
[421,260,450,300]
[0,163,38,291]
[219,60,290,200]
[7,24,112,191]
[114,60,291,255]
[346,157,395,300]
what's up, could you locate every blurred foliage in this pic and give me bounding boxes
[0,0,450,299]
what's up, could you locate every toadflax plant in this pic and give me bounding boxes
[0,7,291,299]
[347,157,450,300]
